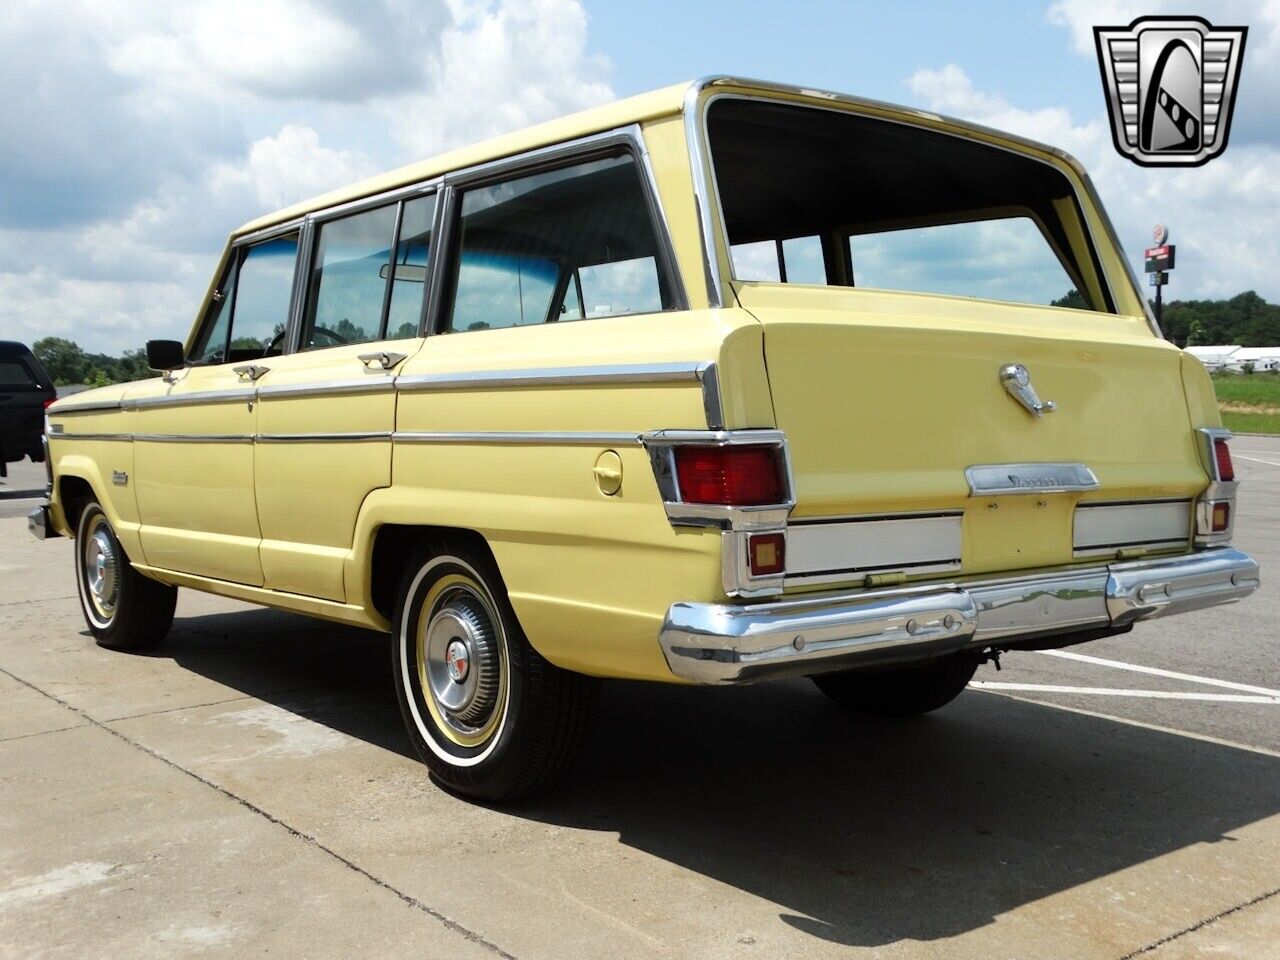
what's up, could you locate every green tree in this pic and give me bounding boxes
[1050,289,1088,310]
[32,337,90,385]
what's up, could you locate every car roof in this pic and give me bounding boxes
[234,82,690,239]
[0,341,36,356]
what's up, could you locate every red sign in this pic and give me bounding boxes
[1145,244,1170,259]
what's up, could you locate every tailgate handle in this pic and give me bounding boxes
[1000,364,1056,418]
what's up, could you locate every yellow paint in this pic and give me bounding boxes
[44,79,1220,685]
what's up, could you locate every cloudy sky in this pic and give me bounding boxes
[1,0,1276,354]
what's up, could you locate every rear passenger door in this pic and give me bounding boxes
[252,191,435,601]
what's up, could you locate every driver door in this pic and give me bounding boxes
[134,231,299,585]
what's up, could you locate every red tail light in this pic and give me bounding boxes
[673,445,784,505]
[1214,438,1235,482]
[42,397,55,409]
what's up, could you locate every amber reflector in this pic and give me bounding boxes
[1211,502,1231,533]
[747,532,786,576]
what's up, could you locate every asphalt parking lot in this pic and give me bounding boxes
[1,441,1277,959]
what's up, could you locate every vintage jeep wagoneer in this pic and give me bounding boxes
[32,77,1259,800]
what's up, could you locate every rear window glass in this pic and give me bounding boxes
[708,99,1112,312]
[0,360,36,388]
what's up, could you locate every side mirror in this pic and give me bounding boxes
[146,340,185,380]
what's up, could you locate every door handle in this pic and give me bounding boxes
[233,364,270,381]
[358,351,408,371]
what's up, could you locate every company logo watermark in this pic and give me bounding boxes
[1094,16,1247,167]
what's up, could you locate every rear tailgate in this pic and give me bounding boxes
[739,285,1205,586]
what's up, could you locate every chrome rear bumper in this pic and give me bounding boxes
[28,503,57,541]
[658,547,1260,684]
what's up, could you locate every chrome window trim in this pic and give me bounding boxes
[308,179,441,227]
[430,125,688,334]
[232,217,306,250]
[396,361,710,392]
[393,430,641,446]
[683,76,1150,332]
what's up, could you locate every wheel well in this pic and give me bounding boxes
[58,476,96,533]
[369,524,496,620]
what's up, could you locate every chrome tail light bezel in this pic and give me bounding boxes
[642,429,796,597]
[1194,427,1238,547]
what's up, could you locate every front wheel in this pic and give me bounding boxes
[74,501,176,650]
[392,537,599,802]
[812,654,977,716]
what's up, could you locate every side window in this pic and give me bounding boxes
[302,205,397,350]
[731,235,828,284]
[229,235,299,361]
[0,360,36,389]
[190,261,238,365]
[385,194,435,340]
[444,153,676,333]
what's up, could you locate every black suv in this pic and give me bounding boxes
[0,341,55,477]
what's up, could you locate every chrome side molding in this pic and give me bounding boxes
[965,462,1099,496]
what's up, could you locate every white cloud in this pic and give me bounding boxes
[906,62,1280,306]
[0,0,612,354]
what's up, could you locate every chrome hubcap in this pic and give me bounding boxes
[423,589,501,731]
[82,522,118,618]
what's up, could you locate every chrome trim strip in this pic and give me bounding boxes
[46,399,124,414]
[125,388,256,410]
[257,432,391,443]
[233,216,305,249]
[396,362,709,391]
[966,462,1099,496]
[133,433,255,443]
[393,430,641,446]
[699,362,724,430]
[684,81,726,308]
[658,546,1259,683]
[46,432,132,442]
[255,378,396,399]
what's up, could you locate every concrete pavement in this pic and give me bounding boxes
[1,439,1277,959]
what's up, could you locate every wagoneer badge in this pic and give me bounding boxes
[999,364,1055,418]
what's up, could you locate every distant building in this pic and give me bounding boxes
[1227,347,1280,373]
[1185,345,1241,372]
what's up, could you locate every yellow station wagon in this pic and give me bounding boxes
[32,77,1260,800]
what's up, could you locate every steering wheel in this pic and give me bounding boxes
[308,326,345,347]
[263,326,346,356]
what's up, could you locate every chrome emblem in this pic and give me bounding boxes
[1094,16,1247,167]
[1000,364,1056,418]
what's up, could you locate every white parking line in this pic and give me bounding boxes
[970,682,1279,704]
[1034,649,1280,697]
[1234,453,1280,467]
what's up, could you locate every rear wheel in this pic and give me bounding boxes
[392,537,599,802]
[74,501,176,650]
[812,654,977,716]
